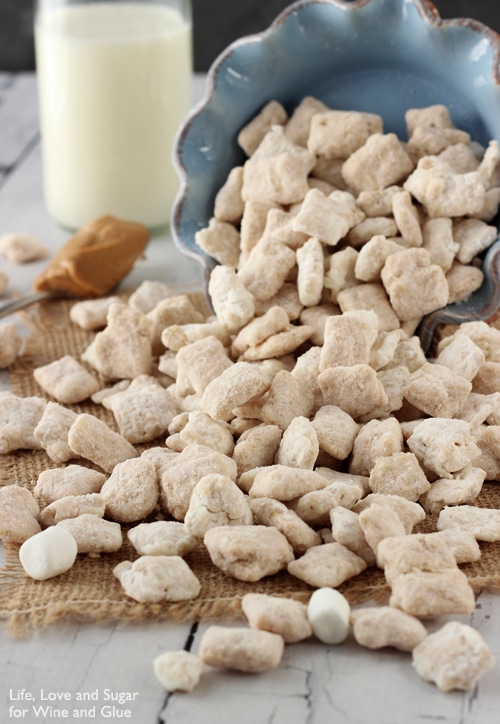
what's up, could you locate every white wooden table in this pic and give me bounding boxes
[1,72,499,724]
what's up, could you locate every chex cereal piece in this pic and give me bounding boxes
[412,622,494,692]
[237,100,288,156]
[358,504,406,562]
[175,335,232,397]
[0,232,48,263]
[284,95,329,145]
[153,650,204,693]
[289,481,364,527]
[128,521,199,557]
[478,138,500,188]
[0,323,22,368]
[232,424,282,477]
[420,465,486,514]
[354,235,405,283]
[329,506,376,565]
[446,261,485,304]
[240,199,278,258]
[296,236,325,307]
[405,104,455,136]
[170,411,234,456]
[0,485,41,543]
[351,606,427,651]
[238,235,296,301]
[209,264,256,333]
[407,418,480,478]
[441,320,500,361]
[199,626,284,673]
[439,142,480,173]
[33,464,106,505]
[214,166,245,224]
[0,391,46,453]
[349,417,403,476]
[472,424,500,479]
[429,529,481,564]
[453,218,497,264]
[422,217,459,271]
[312,405,359,460]
[200,361,271,422]
[128,280,172,313]
[147,294,205,354]
[231,306,290,358]
[263,206,308,249]
[69,296,121,330]
[195,218,240,268]
[392,190,422,246]
[249,464,328,501]
[346,217,398,247]
[242,126,315,205]
[67,413,138,473]
[113,555,200,602]
[435,331,485,381]
[34,355,100,404]
[406,126,470,161]
[381,248,449,322]
[293,188,364,246]
[324,247,359,302]
[250,497,321,555]
[337,283,400,332]
[403,156,485,217]
[403,363,472,418]
[275,416,318,470]
[341,132,414,194]
[204,525,294,581]
[308,109,383,159]
[100,457,159,523]
[159,443,237,521]
[319,364,388,419]
[299,302,340,346]
[437,505,500,542]
[368,451,430,501]
[288,542,367,588]
[352,494,425,535]
[82,302,153,380]
[391,568,476,618]
[239,324,313,362]
[258,369,315,429]
[320,310,378,369]
[242,593,312,643]
[184,473,253,539]
[39,493,105,526]
[57,514,122,554]
[356,186,402,217]
[103,376,177,443]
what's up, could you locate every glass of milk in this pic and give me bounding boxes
[35,0,192,231]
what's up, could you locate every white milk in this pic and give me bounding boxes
[35,3,192,229]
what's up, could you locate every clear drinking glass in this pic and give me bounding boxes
[34,0,192,231]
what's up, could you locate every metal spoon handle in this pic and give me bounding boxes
[0,290,57,320]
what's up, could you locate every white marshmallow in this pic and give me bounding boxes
[19,526,78,580]
[307,587,351,644]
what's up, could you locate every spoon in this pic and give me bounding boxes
[0,215,149,320]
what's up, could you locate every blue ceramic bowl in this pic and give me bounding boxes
[171,0,500,348]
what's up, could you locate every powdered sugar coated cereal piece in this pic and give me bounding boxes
[249,497,321,555]
[128,280,172,314]
[113,556,201,603]
[33,464,106,505]
[0,391,46,453]
[320,310,378,369]
[341,132,414,194]
[288,542,367,588]
[238,235,296,302]
[368,452,430,502]
[312,405,359,461]
[204,525,294,582]
[237,100,288,156]
[0,232,48,263]
[128,521,199,557]
[0,323,22,368]
[39,493,105,526]
[100,457,159,523]
[67,413,138,473]
[351,606,427,651]
[276,416,319,469]
[292,189,364,246]
[195,218,240,268]
[69,296,122,330]
[0,485,41,544]
[296,236,325,307]
[453,218,497,264]
[34,355,100,404]
[307,110,383,160]
[200,361,270,422]
[318,364,389,419]
[184,473,253,539]
[199,626,284,672]
[214,166,245,224]
[420,466,486,514]
[412,621,494,692]
[406,418,480,478]
[242,592,312,643]
[437,505,500,542]
[249,464,328,501]
[57,514,122,554]
[403,362,472,418]
[329,506,376,565]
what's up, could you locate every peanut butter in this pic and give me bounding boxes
[34,215,149,297]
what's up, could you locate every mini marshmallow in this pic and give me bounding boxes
[307,587,351,644]
[19,526,78,580]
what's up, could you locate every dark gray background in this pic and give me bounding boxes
[1,0,500,72]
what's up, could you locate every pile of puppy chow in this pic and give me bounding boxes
[2,98,500,694]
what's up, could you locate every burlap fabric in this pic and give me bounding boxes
[1,297,500,637]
